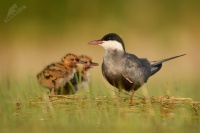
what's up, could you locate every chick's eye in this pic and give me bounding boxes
[85,61,88,64]
[71,58,74,61]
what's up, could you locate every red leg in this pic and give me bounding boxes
[130,90,134,101]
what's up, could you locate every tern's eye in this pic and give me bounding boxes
[106,37,111,41]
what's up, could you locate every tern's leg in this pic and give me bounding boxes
[130,90,135,101]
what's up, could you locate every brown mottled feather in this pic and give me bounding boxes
[59,55,98,95]
[37,53,79,95]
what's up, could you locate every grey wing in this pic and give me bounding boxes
[148,54,186,76]
[149,61,162,76]
[122,55,151,84]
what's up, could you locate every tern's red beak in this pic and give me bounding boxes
[88,40,103,45]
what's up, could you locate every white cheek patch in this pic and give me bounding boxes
[100,40,124,51]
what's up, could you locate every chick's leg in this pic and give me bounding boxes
[51,88,55,96]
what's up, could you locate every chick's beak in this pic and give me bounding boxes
[91,62,99,66]
[74,62,77,67]
[74,59,79,66]
[88,40,103,45]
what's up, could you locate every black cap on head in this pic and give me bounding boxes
[101,33,125,51]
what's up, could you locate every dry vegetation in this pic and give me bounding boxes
[16,93,200,122]
[1,1,200,132]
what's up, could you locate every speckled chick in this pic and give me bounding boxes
[37,53,79,95]
[59,55,98,95]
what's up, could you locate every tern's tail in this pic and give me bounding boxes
[150,54,186,76]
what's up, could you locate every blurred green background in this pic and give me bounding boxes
[0,0,200,99]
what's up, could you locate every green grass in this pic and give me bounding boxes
[0,0,199,132]
[0,77,200,133]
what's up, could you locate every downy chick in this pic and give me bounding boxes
[37,53,79,95]
[59,55,98,95]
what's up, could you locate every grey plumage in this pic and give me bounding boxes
[149,54,186,76]
[89,33,186,94]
